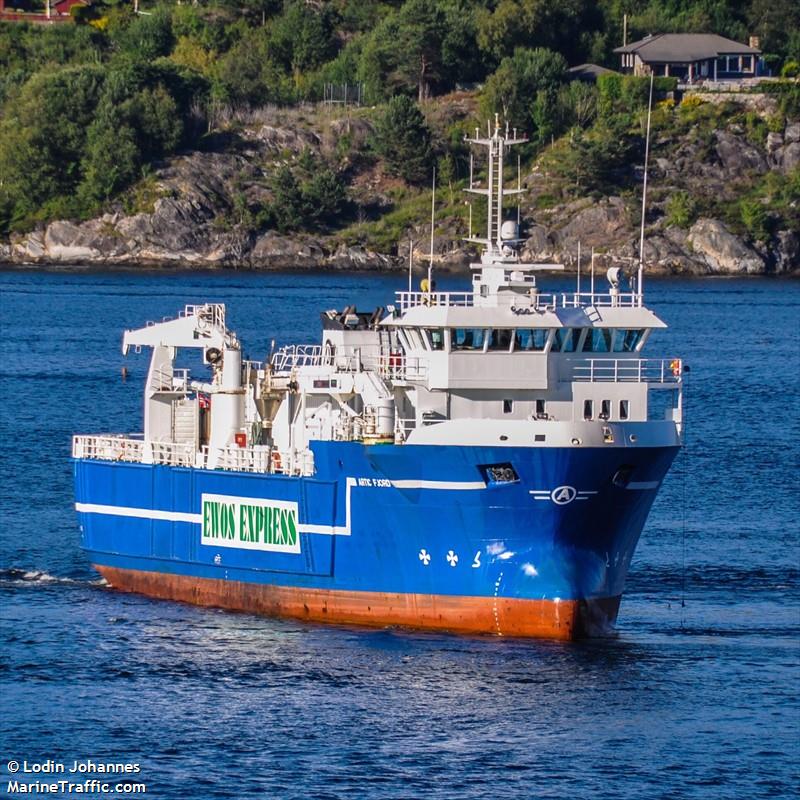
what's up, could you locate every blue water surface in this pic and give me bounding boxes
[0,269,798,799]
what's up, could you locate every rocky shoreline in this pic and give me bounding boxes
[2,114,798,276]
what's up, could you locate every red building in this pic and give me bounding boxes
[0,0,89,23]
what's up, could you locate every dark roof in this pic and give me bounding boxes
[614,33,760,62]
[567,63,617,81]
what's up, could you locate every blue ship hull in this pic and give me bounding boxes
[74,441,678,639]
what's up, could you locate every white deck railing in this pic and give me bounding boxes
[571,358,682,383]
[151,440,196,467]
[395,290,642,311]
[180,303,226,329]
[395,291,474,311]
[72,435,145,463]
[270,345,325,371]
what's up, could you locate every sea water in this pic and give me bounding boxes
[1,270,797,799]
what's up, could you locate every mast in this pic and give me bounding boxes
[638,72,654,304]
[464,116,527,262]
[428,168,436,288]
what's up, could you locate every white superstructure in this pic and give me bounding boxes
[73,119,683,475]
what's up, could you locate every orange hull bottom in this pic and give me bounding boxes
[96,566,621,641]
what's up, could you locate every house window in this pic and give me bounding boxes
[503,399,513,414]
[741,55,752,71]
[727,55,740,72]
[583,400,593,420]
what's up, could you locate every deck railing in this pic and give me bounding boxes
[72,435,145,463]
[571,358,682,384]
[395,290,642,311]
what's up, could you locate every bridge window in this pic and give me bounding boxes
[580,328,612,353]
[555,328,580,352]
[487,329,513,351]
[514,329,548,351]
[427,329,446,351]
[452,328,487,350]
[612,329,644,352]
[405,328,424,350]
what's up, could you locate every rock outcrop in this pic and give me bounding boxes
[686,218,766,274]
[2,101,798,275]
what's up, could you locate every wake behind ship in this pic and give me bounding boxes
[73,120,683,640]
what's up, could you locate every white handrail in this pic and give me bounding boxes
[572,358,681,383]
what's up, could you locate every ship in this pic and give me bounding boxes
[72,118,683,640]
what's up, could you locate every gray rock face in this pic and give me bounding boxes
[775,230,799,273]
[785,123,800,144]
[714,131,768,175]
[687,218,765,274]
[779,141,800,174]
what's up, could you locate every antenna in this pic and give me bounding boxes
[428,167,436,289]
[638,72,654,303]
[577,240,581,295]
[590,247,595,297]
[517,154,521,227]
[408,236,413,294]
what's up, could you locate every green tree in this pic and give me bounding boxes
[477,0,595,67]
[372,95,434,185]
[113,9,174,62]
[480,47,567,130]
[740,199,769,241]
[359,0,447,101]
[80,111,140,202]
[665,191,698,228]
[267,0,336,75]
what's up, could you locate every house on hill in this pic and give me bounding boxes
[0,0,88,22]
[614,33,762,83]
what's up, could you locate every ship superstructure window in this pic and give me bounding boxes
[535,399,546,418]
[580,328,612,353]
[487,329,512,351]
[583,399,593,420]
[514,329,549,351]
[612,329,645,352]
[452,328,487,350]
[555,328,580,352]
[405,328,424,350]
[503,399,513,414]
[620,400,630,420]
[600,399,611,420]
[428,329,446,350]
